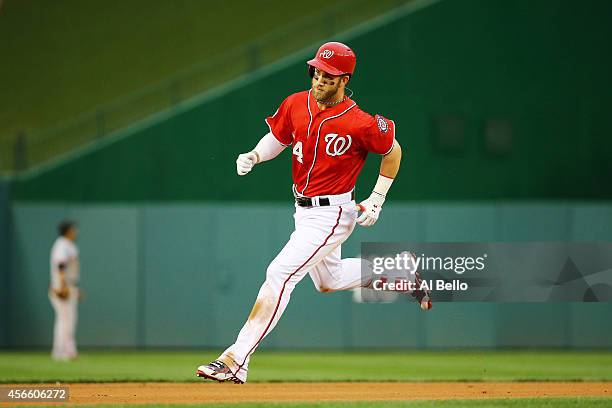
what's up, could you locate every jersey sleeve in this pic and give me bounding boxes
[264,96,294,146]
[51,243,70,267]
[361,114,396,155]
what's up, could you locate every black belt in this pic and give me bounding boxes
[295,191,355,207]
[295,196,329,207]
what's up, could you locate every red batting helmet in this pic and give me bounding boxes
[307,42,356,76]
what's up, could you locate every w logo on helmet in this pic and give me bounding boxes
[321,49,334,59]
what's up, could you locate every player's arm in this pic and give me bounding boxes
[379,139,401,179]
[236,133,287,176]
[357,139,402,227]
[54,263,70,300]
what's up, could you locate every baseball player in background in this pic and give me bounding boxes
[198,42,431,384]
[49,220,80,361]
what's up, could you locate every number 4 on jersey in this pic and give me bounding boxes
[293,141,303,163]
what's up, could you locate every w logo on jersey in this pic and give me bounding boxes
[325,133,352,157]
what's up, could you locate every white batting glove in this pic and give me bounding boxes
[356,192,385,227]
[236,151,259,176]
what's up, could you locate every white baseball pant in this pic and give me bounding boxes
[217,201,372,382]
[49,288,78,360]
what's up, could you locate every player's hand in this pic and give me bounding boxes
[356,192,385,227]
[55,286,70,300]
[236,151,258,176]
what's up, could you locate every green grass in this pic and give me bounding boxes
[4,351,610,407]
[12,399,612,408]
[1,350,611,383]
[0,0,405,171]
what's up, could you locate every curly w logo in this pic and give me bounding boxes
[325,134,352,157]
[321,49,334,59]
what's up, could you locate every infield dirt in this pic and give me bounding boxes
[3,382,611,405]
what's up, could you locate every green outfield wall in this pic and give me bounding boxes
[11,0,612,202]
[5,201,612,349]
[0,181,10,346]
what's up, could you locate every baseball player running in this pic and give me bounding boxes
[197,42,431,384]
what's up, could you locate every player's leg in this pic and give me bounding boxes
[199,204,355,383]
[307,206,376,292]
[64,290,78,359]
[311,249,432,310]
[48,292,68,360]
[309,246,374,292]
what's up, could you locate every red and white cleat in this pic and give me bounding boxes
[196,360,244,384]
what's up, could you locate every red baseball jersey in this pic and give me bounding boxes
[265,90,395,197]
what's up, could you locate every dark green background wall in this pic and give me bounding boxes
[12,0,612,202]
[0,181,9,346]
